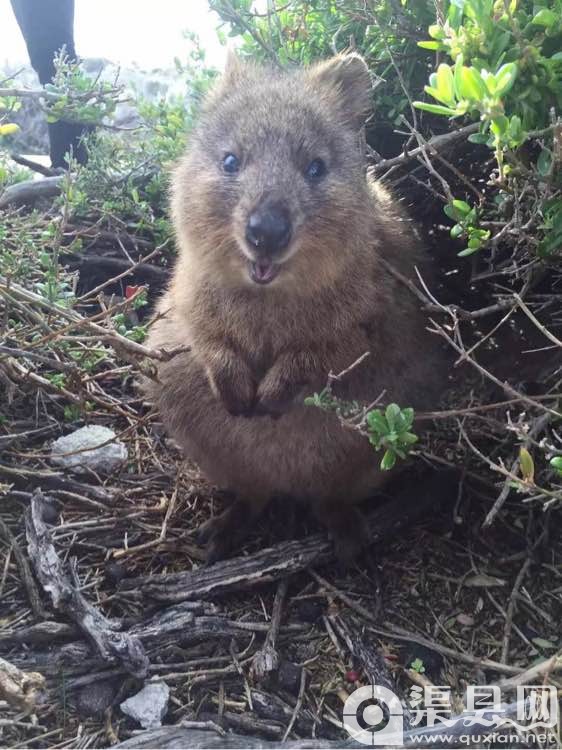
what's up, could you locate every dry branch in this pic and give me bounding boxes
[6,599,307,680]
[372,123,479,174]
[0,176,63,208]
[25,489,149,678]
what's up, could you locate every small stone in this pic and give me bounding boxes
[120,681,169,729]
[50,425,127,474]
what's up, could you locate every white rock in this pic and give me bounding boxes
[50,425,127,474]
[120,682,170,729]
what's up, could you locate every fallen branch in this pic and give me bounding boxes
[0,176,63,208]
[10,153,58,177]
[250,578,288,680]
[328,613,413,729]
[8,602,306,681]
[25,489,149,678]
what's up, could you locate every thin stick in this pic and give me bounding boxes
[501,557,532,664]
[282,667,306,742]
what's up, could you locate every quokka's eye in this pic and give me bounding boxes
[222,153,240,174]
[305,158,327,181]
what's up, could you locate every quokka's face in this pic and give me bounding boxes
[173,53,373,290]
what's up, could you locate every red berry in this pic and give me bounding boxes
[345,670,360,682]
[125,285,140,299]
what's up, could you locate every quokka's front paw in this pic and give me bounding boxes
[206,350,256,416]
[255,356,311,416]
[255,378,306,417]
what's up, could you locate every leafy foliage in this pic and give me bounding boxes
[305,390,418,471]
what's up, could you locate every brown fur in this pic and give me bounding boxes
[145,53,444,561]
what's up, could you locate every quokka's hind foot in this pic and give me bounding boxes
[314,503,371,567]
[196,497,267,564]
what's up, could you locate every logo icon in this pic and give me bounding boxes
[342,684,404,746]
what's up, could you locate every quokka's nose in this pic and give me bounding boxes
[245,204,291,255]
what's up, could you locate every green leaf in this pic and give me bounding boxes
[519,447,535,482]
[385,403,401,431]
[494,63,518,97]
[402,432,419,445]
[381,450,397,471]
[482,70,497,95]
[451,223,464,238]
[428,24,445,39]
[413,101,458,116]
[490,116,509,137]
[508,115,523,141]
[458,246,481,256]
[468,132,489,144]
[401,408,414,428]
[418,41,442,50]
[532,8,558,27]
[410,657,426,673]
[457,66,488,101]
[367,410,387,435]
[435,63,456,106]
[537,149,553,176]
[453,199,471,216]
[550,456,562,475]
[444,203,463,221]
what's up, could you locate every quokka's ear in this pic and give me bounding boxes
[204,50,249,107]
[307,53,372,128]
[221,49,247,87]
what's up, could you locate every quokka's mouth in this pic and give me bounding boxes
[248,259,280,285]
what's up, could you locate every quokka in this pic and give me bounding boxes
[145,52,444,562]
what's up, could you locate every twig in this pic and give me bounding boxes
[10,153,58,177]
[282,668,306,742]
[0,518,45,619]
[514,293,562,348]
[179,720,226,738]
[501,557,532,664]
[482,412,554,527]
[499,654,562,690]
[430,317,559,418]
[74,242,167,303]
[0,276,188,362]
